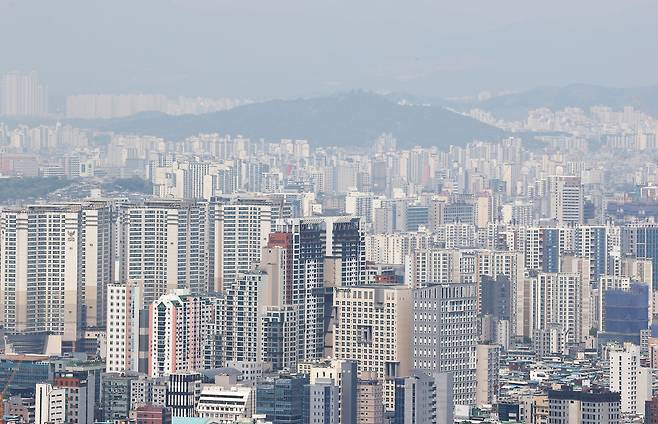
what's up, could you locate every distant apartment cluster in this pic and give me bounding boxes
[65,94,250,119]
[0,71,251,119]
[0,71,47,117]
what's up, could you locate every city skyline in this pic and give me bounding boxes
[2,2,658,424]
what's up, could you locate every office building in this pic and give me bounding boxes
[255,373,308,424]
[307,378,339,424]
[132,405,172,424]
[196,383,254,421]
[394,370,454,424]
[166,373,202,417]
[646,396,658,424]
[599,282,650,345]
[34,383,67,424]
[333,285,412,411]
[356,372,384,424]
[303,359,358,424]
[101,373,133,421]
[53,371,95,424]
[547,389,620,424]
[413,283,477,406]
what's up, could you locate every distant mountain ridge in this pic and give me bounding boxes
[97,92,505,148]
[457,84,658,120]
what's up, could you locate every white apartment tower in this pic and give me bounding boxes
[0,71,47,117]
[530,272,585,344]
[609,343,652,416]
[214,198,272,292]
[222,272,265,365]
[117,200,211,304]
[406,249,472,288]
[0,202,113,346]
[548,176,584,225]
[35,383,67,424]
[105,282,143,373]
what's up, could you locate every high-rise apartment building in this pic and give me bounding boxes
[575,226,609,281]
[406,249,473,288]
[609,343,652,416]
[272,216,366,362]
[0,202,113,346]
[548,175,584,225]
[214,198,273,292]
[366,231,433,266]
[106,282,144,373]
[259,244,300,371]
[147,291,212,377]
[324,216,367,287]
[272,219,325,362]
[0,71,47,117]
[117,200,211,303]
[523,227,573,273]
[406,248,523,333]
[530,272,587,344]
[222,271,265,365]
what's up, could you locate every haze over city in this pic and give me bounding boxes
[3,0,658,98]
[1,2,658,424]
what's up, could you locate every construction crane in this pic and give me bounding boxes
[0,364,20,424]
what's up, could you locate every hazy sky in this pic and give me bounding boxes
[1,0,657,99]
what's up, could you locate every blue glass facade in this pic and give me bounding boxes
[0,359,50,395]
[256,374,309,424]
[637,227,658,290]
[543,228,560,273]
[601,283,649,344]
